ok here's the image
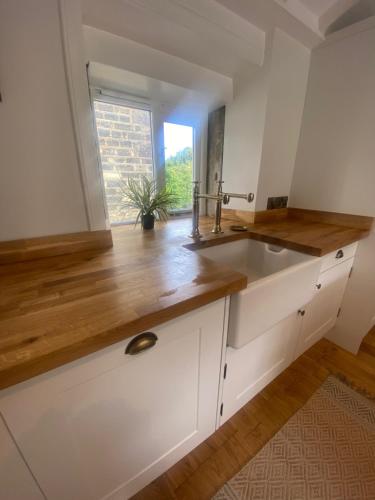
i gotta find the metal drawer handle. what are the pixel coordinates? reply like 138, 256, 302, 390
125, 332, 158, 355
336, 249, 344, 259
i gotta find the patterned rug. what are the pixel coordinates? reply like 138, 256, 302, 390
213, 376, 375, 500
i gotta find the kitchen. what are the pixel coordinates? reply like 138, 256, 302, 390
1, 1, 374, 499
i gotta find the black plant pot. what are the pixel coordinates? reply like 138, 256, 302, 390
142, 213, 155, 230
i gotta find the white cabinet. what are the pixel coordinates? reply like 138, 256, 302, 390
220, 243, 358, 425
220, 313, 301, 424
0, 417, 44, 500
0, 299, 226, 500
295, 256, 354, 359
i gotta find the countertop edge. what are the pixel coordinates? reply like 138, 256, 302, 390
0, 273, 247, 391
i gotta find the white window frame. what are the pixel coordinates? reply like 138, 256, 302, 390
91, 87, 201, 224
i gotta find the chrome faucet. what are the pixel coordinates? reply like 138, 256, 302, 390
190, 180, 254, 239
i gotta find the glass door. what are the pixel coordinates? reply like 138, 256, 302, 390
163, 122, 194, 212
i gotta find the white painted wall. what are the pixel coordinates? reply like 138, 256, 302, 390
59, 0, 109, 231
83, 25, 233, 112
256, 29, 310, 210
221, 62, 268, 209
290, 22, 375, 353
82, 0, 265, 77
290, 25, 375, 215
222, 29, 310, 211
0, 0, 89, 241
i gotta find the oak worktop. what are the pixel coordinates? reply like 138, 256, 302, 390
0, 216, 369, 390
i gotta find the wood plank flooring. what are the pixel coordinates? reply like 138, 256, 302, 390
133, 328, 375, 500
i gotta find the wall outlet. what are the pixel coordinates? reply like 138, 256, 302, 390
267, 196, 288, 210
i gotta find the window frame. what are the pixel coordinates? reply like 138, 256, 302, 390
91, 87, 199, 225
91, 88, 156, 225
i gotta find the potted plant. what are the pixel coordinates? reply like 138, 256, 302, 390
121, 175, 176, 230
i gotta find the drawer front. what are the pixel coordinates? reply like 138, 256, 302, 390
320, 242, 357, 273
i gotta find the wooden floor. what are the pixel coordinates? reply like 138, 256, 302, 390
134, 328, 375, 499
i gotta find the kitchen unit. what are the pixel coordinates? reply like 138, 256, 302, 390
207, 241, 358, 424
2, 0, 375, 497
0, 300, 227, 500
0, 217, 368, 499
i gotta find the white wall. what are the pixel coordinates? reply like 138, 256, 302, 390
290, 22, 375, 353
0, 0, 89, 241
82, 0, 265, 77
59, 0, 109, 231
83, 25, 233, 112
222, 29, 310, 211
256, 29, 310, 210
290, 25, 375, 215
221, 63, 268, 209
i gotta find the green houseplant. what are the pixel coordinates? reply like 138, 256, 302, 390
121, 175, 177, 230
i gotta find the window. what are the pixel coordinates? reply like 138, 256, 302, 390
93, 94, 196, 225
164, 122, 193, 211
93, 100, 154, 225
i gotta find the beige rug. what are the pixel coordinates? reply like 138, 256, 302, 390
214, 376, 375, 500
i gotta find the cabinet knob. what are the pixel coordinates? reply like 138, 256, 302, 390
125, 332, 158, 355
298, 309, 306, 317
316, 283, 322, 290
336, 249, 344, 259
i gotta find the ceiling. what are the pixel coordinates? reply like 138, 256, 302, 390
325, 0, 375, 34
273, 0, 375, 35
82, 0, 266, 78
82, 0, 375, 79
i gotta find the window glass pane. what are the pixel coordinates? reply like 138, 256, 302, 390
164, 122, 193, 211
94, 101, 154, 224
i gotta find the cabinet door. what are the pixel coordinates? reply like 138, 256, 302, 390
0, 299, 226, 500
295, 258, 354, 359
0, 416, 44, 500
221, 313, 301, 424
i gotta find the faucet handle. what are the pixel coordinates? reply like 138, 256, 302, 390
222, 192, 254, 204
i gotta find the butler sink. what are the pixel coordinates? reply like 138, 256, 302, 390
196, 239, 321, 348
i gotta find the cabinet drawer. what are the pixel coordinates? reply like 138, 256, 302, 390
320, 242, 357, 273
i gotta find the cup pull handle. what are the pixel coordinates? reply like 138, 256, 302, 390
125, 332, 158, 355
336, 249, 344, 259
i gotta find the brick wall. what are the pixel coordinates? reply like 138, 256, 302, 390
94, 101, 154, 224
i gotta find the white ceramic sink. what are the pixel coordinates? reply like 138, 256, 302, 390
197, 239, 321, 348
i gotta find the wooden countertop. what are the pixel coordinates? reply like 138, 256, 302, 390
188, 219, 367, 257
0, 217, 369, 390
